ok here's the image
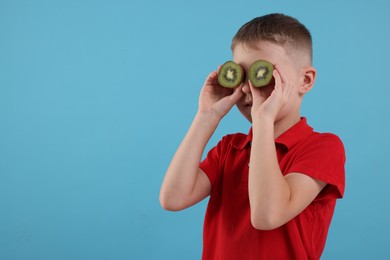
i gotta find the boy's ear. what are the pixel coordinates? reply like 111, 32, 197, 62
299, 66, 316, 94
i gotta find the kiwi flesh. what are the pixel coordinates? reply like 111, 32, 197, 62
218, 61, 244, 88
249, 60, 274, 87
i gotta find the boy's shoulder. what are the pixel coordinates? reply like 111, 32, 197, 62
308, 131, 344, 149
291, 131, 346, 163
277, 117, 344, 151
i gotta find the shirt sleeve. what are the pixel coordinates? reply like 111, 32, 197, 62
199, 136, 228, 190
288, 133, 346, 200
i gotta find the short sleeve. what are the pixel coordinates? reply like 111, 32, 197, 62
288, 133, 346, 199
199, 136, 229, 189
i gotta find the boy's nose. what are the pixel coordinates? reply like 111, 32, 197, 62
242, 82, 251, 94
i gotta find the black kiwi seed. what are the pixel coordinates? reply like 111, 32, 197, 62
249, 60, 274, 87
218, 61, 244, 88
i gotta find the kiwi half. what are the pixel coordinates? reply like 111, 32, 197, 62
218, 61, 244, 88
249, 60, 274, 87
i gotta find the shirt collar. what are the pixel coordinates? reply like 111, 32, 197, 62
233, 117, 313, 150
275, 117, 313, 150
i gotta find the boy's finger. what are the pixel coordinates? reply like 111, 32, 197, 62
273, 69, 283, 91
229, 84, 244, 102
205, 70, 219, 85
248, 79, 263, 100
248, 80, 257, 93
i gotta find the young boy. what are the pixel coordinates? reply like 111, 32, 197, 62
160, 13, 345, 260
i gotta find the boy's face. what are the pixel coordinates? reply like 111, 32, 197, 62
232, 41, 302, 123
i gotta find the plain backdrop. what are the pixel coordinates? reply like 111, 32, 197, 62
1, 0, 389, 259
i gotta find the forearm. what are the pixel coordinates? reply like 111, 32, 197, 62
248, 117, 291, 229
160, 113, 219, 208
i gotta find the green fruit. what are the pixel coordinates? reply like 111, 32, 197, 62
218, 61, 244, 88
249, 60, 274, 87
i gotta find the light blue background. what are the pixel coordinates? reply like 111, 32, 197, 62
1, 0, 389, 259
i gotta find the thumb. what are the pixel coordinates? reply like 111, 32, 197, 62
213, 85, 244, 116
229, 84, 244, 103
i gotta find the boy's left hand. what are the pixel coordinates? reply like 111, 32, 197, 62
249, 65, 295, 122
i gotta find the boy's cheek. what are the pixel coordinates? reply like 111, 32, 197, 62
266, 77, 276, 89
259, 78, 275, 98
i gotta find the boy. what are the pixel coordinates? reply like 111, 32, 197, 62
160, 13, 345, 260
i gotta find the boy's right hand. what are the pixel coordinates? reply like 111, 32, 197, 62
197, 67, 244, 122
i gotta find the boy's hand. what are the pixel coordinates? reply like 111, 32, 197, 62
198, 67, 243, 121
250, 65, 295, 122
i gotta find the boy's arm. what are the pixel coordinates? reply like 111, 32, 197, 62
160, 69, 243, 211
248, 66, 326, 230
249, 118, 326, 230
159, 115, 217, 211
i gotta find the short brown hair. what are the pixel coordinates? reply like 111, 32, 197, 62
231, 13, 313, 65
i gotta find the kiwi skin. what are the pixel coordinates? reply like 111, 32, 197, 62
218, 61, 244, 88
249, 60, 274, 87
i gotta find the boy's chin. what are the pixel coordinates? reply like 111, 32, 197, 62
236, 105, 252, 123
242, 111, 253, 123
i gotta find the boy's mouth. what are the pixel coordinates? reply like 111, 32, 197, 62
245, 102, 252, 107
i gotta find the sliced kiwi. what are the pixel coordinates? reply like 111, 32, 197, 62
218, 61, 244, 88
249, 60, 274, 87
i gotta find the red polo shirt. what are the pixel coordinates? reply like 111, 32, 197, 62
199, 118, 345, 260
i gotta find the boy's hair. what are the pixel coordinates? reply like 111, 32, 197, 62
231, 13, 313, 65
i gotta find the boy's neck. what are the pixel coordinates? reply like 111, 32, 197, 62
273, 113, 301, 139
